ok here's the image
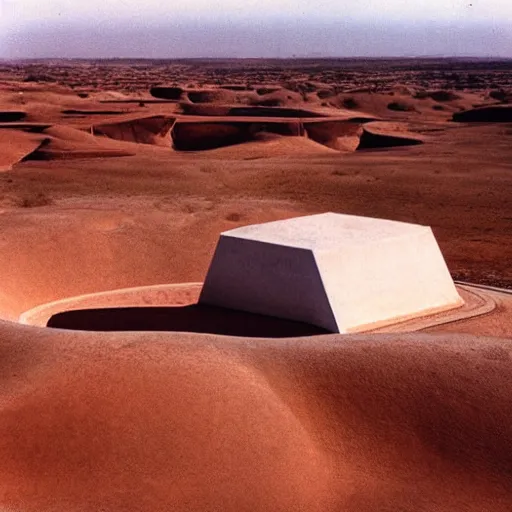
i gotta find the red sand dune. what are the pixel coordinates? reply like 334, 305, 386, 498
220, 84, 254, 91
27, 125, 137, 160
0, 129, 48, 171
429, 90, 462, 101
256, 86, 282, 95
204, 133, 338, 157
0, 197, 304, 321
1, 327, 512, 511
187, 89, 240, 104
327, 90, 472, 120
252, 88, 303, 107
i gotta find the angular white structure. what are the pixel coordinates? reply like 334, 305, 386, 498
199, 213, 464, 333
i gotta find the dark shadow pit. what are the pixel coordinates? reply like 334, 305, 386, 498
47, 303, 330, 338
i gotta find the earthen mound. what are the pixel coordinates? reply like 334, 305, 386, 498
453, 105, 512, 123
187, 89, 238, 104
204, 133, 338, 157
256, 86, 282, 95
0, 197, 303, 320
387, 101, 416, 112
0, 129, 48, 171
317, 88, 335, 100
333, 93, 418, 118
428, 90, 462, 102
220, 84, 253, 91
253, 97, 285, 107
251, 89, 302, 107
2, 327, 512, 510
27, 125, 136, 160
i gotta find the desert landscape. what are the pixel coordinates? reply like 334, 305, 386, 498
1, 58, 511, 315
0, 57, 512, 510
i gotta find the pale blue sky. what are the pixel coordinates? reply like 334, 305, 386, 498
1, 0, 511, 58
2, 0, 512, 25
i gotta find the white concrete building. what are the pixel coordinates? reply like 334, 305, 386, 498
199, 213, 463, 333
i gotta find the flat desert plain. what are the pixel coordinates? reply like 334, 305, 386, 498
0, 58, 512, 511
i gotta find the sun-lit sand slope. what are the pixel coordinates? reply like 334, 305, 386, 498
33, 125, 138, 159
2, 328, 512, 511
0, 196, 305, 320
0, 128, 47, 171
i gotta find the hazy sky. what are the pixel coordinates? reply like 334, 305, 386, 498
1, 0, 511, 58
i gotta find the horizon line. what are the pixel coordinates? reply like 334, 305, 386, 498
2, 55, 512, 61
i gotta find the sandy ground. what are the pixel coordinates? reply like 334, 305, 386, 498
0, 58, 511, 510
2, 326, 512, 511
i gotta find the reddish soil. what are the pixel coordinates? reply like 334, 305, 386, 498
0, 58, 511, 512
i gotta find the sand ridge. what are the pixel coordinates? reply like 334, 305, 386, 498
0, 129, 48, 171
